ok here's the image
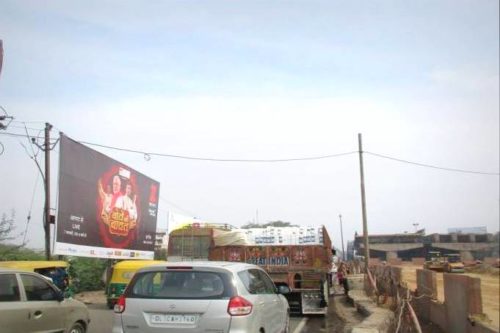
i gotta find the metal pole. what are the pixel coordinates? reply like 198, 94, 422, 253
339, 214, 345, 261
358, 133, 370, 272
44, 123, 52, 260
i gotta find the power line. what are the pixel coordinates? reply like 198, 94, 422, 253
22, 171, 40, 245
0, 132, 44, 139
79, 139, 358, 162
11, 120, 47, 125
3, 130, 498, 175
0, 131, 56, 141
8, 124, 45, 131
365, 151, 499, 176
159, 196, 198, 217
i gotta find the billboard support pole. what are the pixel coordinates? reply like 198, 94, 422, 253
44, 123, 52, 260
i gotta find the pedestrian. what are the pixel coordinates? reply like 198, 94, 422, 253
337, 262, 349, 296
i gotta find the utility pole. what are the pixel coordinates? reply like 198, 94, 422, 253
43, 123, 52, 260
358, 133, 370, 272
339, 214, 345, 261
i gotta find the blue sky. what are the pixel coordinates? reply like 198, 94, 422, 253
0, 0, 498, 250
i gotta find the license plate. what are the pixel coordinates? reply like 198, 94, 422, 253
150, 314, 198, 325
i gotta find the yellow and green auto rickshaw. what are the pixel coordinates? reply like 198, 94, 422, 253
106, 260, 165, 309
0, 260, 70, 291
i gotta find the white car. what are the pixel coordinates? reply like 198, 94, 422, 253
112, 261, 290, 333
0, 268, 90, 333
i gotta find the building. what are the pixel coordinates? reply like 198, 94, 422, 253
155, 230, 168, 251
353, 230, 498, 261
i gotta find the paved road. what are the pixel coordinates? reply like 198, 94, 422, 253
87, 304, 307, 333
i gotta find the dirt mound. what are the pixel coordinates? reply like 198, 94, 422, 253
466, 264, 500, 276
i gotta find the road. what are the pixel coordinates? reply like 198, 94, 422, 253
87, 301, 346, 333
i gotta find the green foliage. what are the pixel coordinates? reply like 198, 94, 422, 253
241, 220, 297, 229
68, 257, 107, 293
155, 248, 167, 260
0, 244, 44, 260
0, 210, 18, 243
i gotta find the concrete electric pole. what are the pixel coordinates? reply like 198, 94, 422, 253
358, 133, 370, 272
339, 214, 345, 261
43, 123, 52, 260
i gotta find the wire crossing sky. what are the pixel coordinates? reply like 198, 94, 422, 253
0, 1, 498, 250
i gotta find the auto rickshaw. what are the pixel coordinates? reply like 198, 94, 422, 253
0, 260, 70, 290
106, 260, 165, 309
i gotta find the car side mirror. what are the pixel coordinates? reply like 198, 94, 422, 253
276, 285, 291, 295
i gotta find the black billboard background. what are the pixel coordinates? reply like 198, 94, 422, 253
56, 134, 160, 253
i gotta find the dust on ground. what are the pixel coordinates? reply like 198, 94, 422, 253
398, 262, 499, 329
74, 290, 106, 304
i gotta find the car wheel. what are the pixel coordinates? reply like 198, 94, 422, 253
68, 322, 86, 333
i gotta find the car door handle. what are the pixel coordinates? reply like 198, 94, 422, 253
33, 310, 43, 319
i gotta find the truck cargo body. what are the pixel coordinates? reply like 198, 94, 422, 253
209, 227, 333, 315
167, 227, 213, 261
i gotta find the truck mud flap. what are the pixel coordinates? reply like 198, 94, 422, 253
285, 292, 302, 315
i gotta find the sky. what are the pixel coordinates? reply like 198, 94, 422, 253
0, 0, 498, 252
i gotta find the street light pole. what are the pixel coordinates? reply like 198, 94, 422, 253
339, 214, 345, 261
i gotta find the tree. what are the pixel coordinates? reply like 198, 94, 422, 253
155, 248, 167, 260
0, 210, 17, 243
241, 220, 297, 229
68, 257, 107, 293
0, 210, 28, 258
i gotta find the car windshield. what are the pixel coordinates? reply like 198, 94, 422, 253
127, 271, 230, 299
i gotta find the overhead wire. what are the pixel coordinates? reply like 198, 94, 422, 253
159, 196, 198, 218
365, 151, 499, 176
2, 130, 498, 175
22, 171, 40, 245
0, 131, 44, 139
8, 124, 45, 131
78, 139, 359, 162
11, 120, 47, 125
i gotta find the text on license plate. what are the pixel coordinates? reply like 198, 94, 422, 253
151, 314, 198, 324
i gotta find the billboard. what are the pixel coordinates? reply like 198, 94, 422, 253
54, 134, 160, 259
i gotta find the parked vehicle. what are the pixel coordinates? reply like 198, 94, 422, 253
423, 251, 446, 272
0, 261, 69, 291
112, 261, 290, 333
0, 268, 90, 333
444, 254, 465, 273
105, 259, 165, 309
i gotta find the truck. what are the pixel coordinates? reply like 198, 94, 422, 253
213, 226, 333, 315
168, 224, 334, 315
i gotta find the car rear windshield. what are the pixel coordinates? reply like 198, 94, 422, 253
126, 270, 233, 299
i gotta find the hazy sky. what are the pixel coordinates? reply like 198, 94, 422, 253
0, 0, 498, 251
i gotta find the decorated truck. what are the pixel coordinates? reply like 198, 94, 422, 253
209, 226, 333, 315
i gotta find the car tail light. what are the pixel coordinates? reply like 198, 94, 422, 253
227, 296, 253, 316
114, 295, 126, 313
